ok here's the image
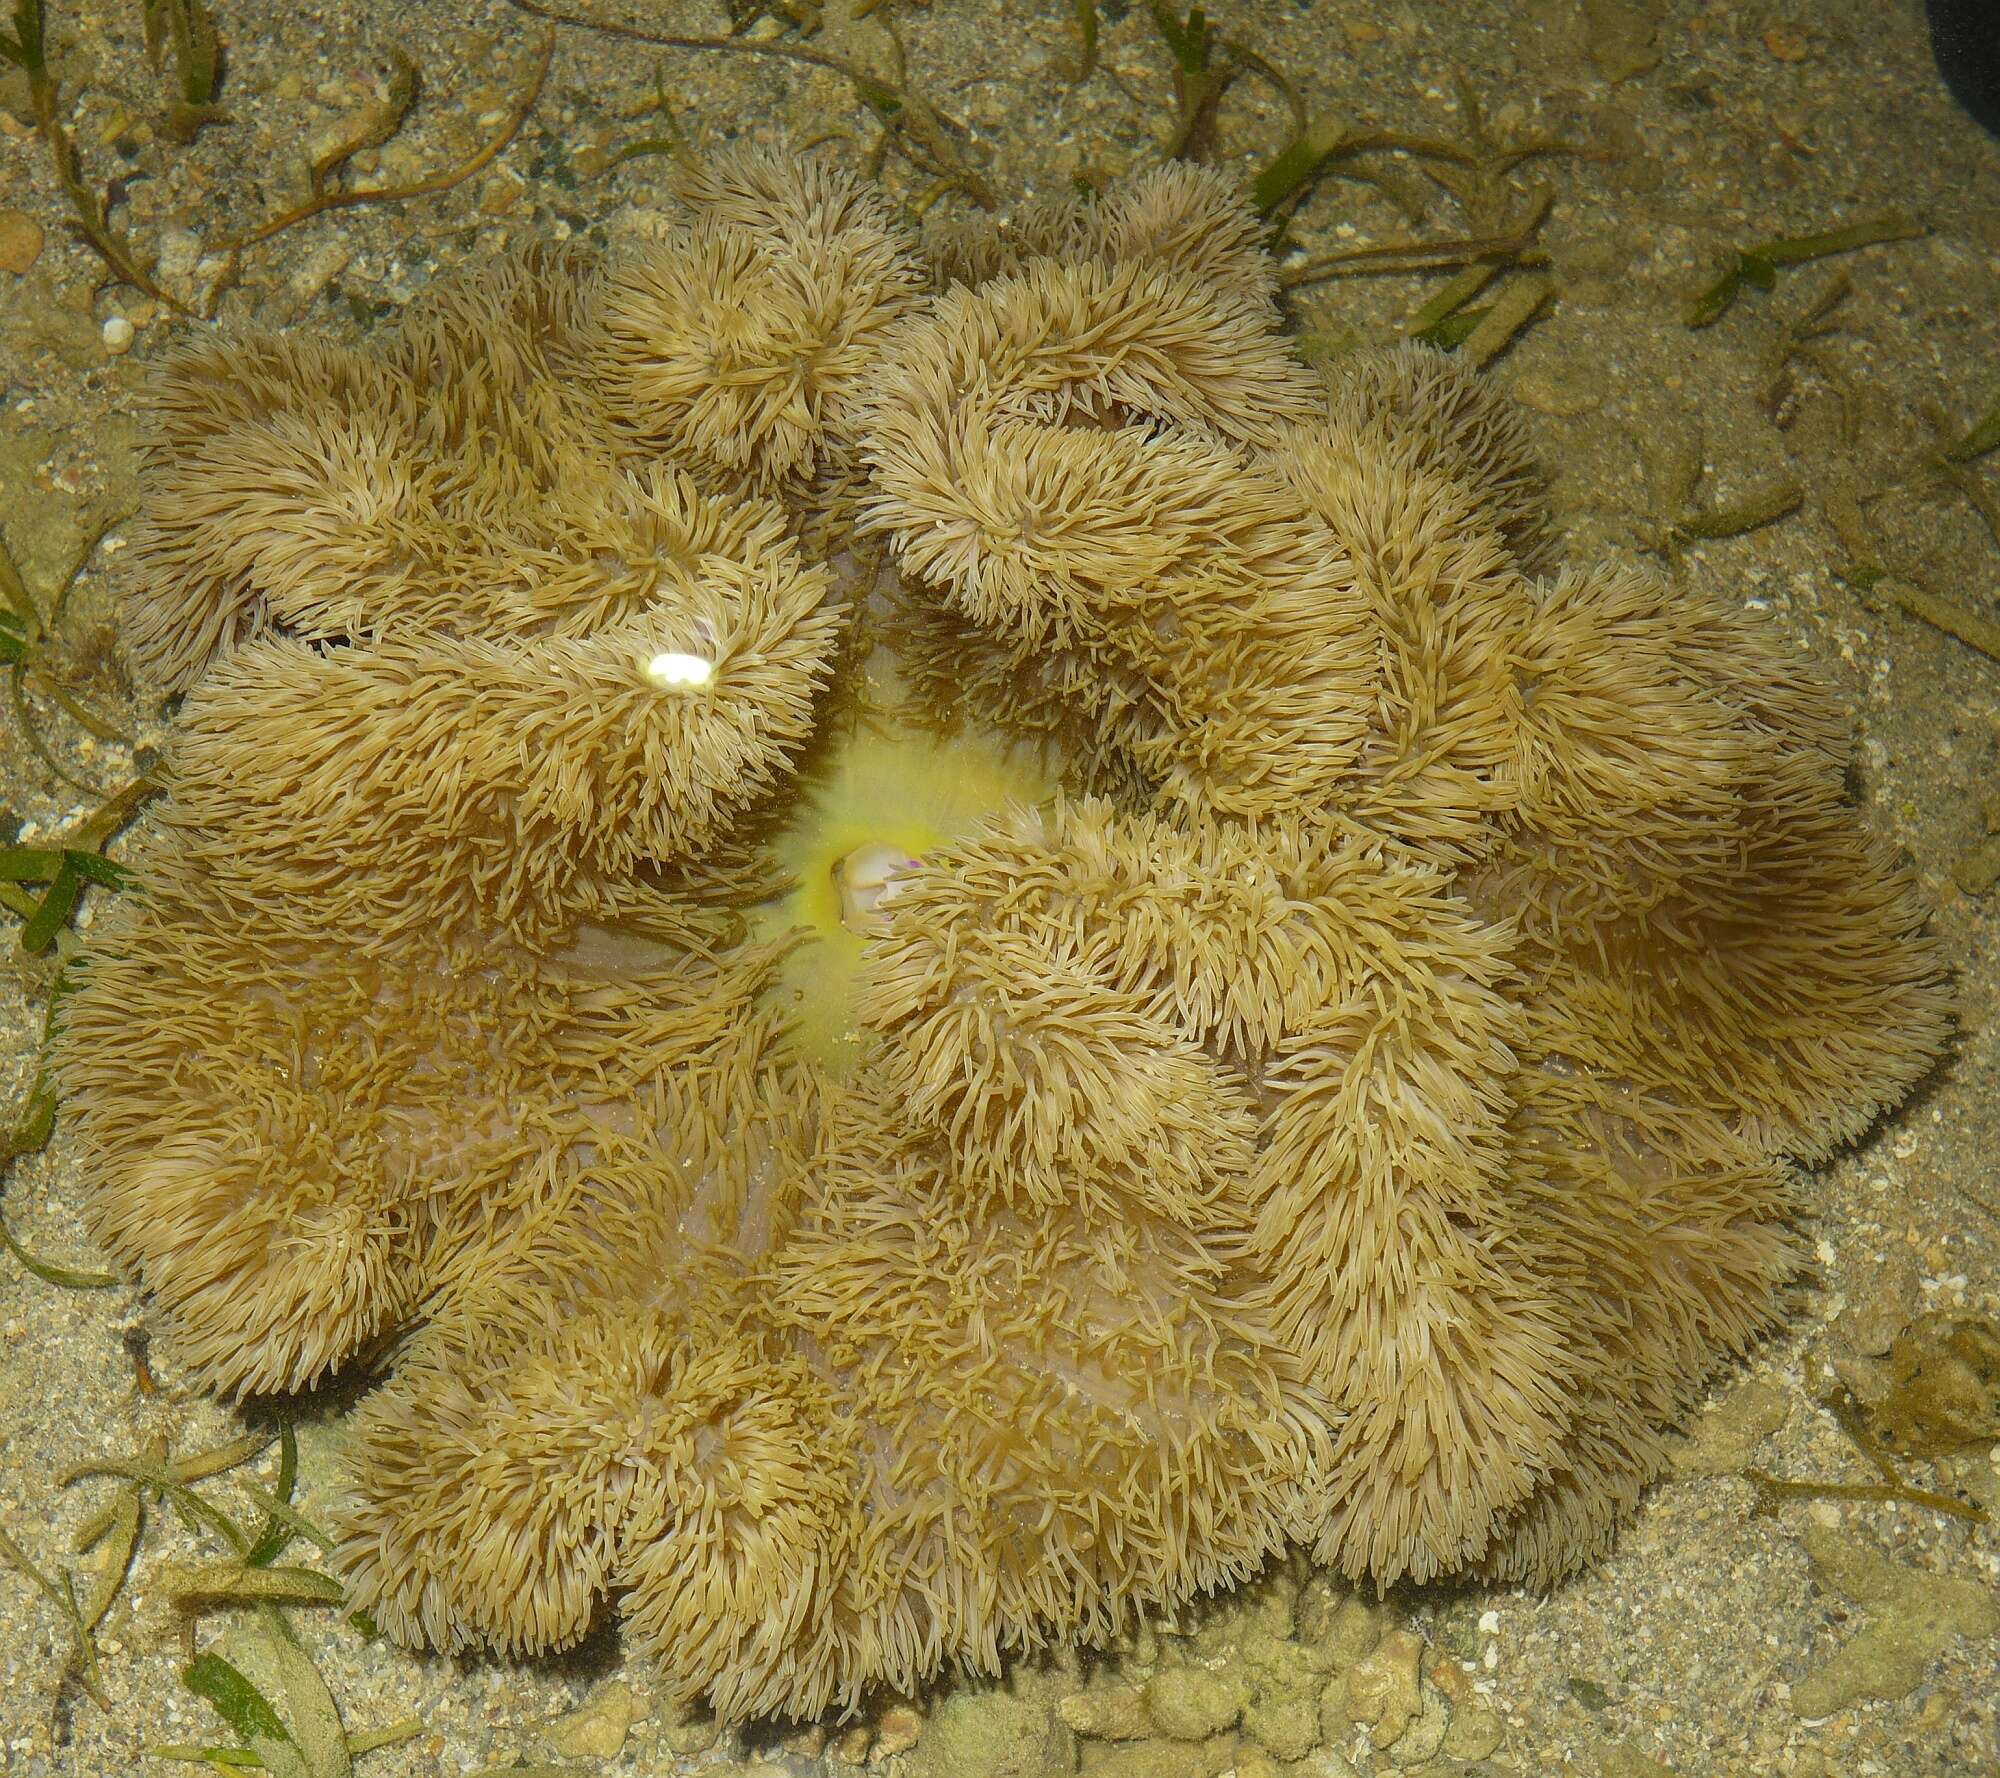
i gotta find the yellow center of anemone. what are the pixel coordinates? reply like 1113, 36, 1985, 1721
751, 651, 1055, 1072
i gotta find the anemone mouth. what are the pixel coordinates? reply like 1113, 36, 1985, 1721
832, 841, 923, 934
747, 635, 1058, 1072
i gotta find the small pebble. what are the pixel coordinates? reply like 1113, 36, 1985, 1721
546, 1681, 634, 1760
827, 1722, 872, 1765
288, 240, 353, 304
1243, 1687, 1321, 1761
156, 227, 203, 284
101, 315, 135, 353
1441, 1694, 1506, 1762
0, 207, 44, 274
659, 1701, 719, 1756
870, 1701, 925, 1759
1344, 1628, 1425, 1749
1383, 1682, 1451, 1768
1143, 1665, 1248, 1740
1058, 1684, 1152, 1740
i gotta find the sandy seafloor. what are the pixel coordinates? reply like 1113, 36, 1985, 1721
2, 0, 1998, 1774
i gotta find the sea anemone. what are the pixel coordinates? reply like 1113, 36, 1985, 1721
53, 147, 1951, 1723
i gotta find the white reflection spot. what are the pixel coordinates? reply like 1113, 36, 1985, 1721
645, 651, 714, 689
